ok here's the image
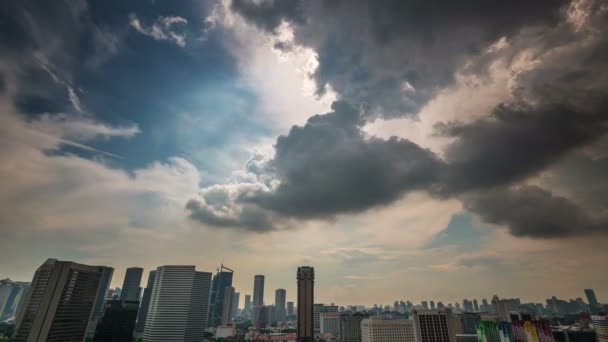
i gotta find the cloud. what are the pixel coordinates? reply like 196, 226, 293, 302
129, 14, 188, 47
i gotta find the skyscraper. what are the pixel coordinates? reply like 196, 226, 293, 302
120, 267, 143, 302
287, 301, 295, 317
361, 317, 416, 342
412, 308, 457, 342
320, 312, 341, 338
208, 265, 233, 327
232, 292, 240, 321
297, 266, 314, 342
93, 299, 139, 342
585, 289, 601, 312
244, 294, 252, 316
492, 299, 513, 322
134, 270, 156, 338
0, 279, 30, 322
276, 289, 287, 322
221, 286, 235, 325
142, 265, 212, 342
340, 313, 369, 342
252, 275, 265, 323
14, 258, 106, 342
86, 266, 114, 339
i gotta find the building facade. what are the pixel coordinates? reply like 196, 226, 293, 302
134, 270, 156, 338
120, 267, 143, 302
142, 265, 212, 342
592, 315, 608, 342
85, 266, 114, 339
412, 309, 457, 342
276, 289, 287, 322
93, 299, 139, 342
340, 313, 369, 342
208, 266, 233, 328
320, 312, 341, 338
14, 258, 106, 342
361, 318, 415, 342
297, 266, 314, 342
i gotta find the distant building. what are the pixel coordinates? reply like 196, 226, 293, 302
320, 312, 341, 338
134, 270, 156, 338
340, 313, 369, 342
276, 289, 287, 322
492, 300, 513, 322
0, 279, 30, 322
121, 267, 143, 302
93, 299, 139, 342
476, 320, 511, 342
456, 334, 478, 342
460, 313, 481, 335
412, 309, 457, 342
222, 286, 235, 325
232, 292, 240, 321
361, 317, 415, 342
297, 266, 314, 342
14, 258, 106, 342
86, 266, 114, 339
314, 304, 339, 333
245, 294, 252, 315
592, 315, 608, 342
586, 289, 601, 313
253, 275, 265, 324
142, 265, 212, 342
209, 266, 233, 328
287, 301, 295, 318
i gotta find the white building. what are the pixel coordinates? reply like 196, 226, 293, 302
143, 265, 212, 342
361, 317, 416, 342
412, 309, 457, 342
320, 312, 341, 338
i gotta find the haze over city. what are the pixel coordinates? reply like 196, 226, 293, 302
2, 0, 608, 310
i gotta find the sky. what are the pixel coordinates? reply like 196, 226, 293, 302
1, 0, 608, 307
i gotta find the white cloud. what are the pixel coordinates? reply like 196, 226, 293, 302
129, 14, 188, 47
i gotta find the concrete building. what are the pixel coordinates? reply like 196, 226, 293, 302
222, 286, 235, 325
320, 312, 341, 338
208, 265, 233, 328
361, 317, 415, 342
134, 270, 156, 338
586, 289, 601, 313
412, 309, 457, 342
315, 304, 339, 333
142, 265, 212, 342
253, 275, 265, 324
120, 267, 143, 302
287, 301, 295, 318
297, 266, 314, 342
232, 292, 240, 321
276, 289, 287, 322
340, 313, 369, 342
85, 266, 114, 339
0, 279, 30, 322
592, 315, 608, 342
245, 294, 252, 314
14, 259, 106, 342
492, 300, 512, 322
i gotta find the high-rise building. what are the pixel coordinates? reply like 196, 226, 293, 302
460, 313, 481, 335
320, 312, 341, 338
473, 300, 480, 313
134, 270, 156, 338
315, 304, 339, 333
276, 289, 287, 322
222, 286, 235, 325
297, 266, 314, 342
492, 299, 513, 322
93, 299, 139, 342
412, 309, 457, 342
585, 289, 601, 313
476, 320, 512, 342
14, 258, 106, 342
208, 265, 233, 328
252, 275, 265, 323
361, 317, 415, 342
592, 315, 608, 342
85, 266, 114, 339
287, 301, 295, 318
121, 267, 143, 302
0, 279, 30, 322
142, 265, 212, 342
232, 292, 240, 321
511, 320, 553, 342
430, 301, 436, 310
340, 313, 369, 342
245, 294, 252, 313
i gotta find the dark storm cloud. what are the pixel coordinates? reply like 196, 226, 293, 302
463, 186, 607, 238
250, 101, 444, 218
231, 0, 569, 117
188, 0, 608, 238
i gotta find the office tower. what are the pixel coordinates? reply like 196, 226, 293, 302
297, 266, 315, 342
482, 299, 490, 312
86, 266, 114, 339
276, 289, 287, 322
320, 312, 341, 337
412, 309, 457, 342
269, 305, 277, 326
134, 270, 156, 337
592, 314, 608, 342
252, 275, 265, 323
209, 265, 234, 328
143, 265, 212, 342
473, 300, 480, 313
287, 301, 295, 317
93, 299, 139, 342
245, 294, 252, 313
430, 301, 436, 310
422, 301, 429, 310
585, 289, 601, 312
492, 299, 513, 322
257, 305, 270, 328
232, 292, 240, 321
361, 317, 415, 342
511, 320, 553, 342
315, 304, 339, 332
14, 258, 105, 342
222, 286, 235, 325
0, 279, 30, 322
437, 302, 445, 310
121, 267, 143, 302
340, 313, 369, 342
